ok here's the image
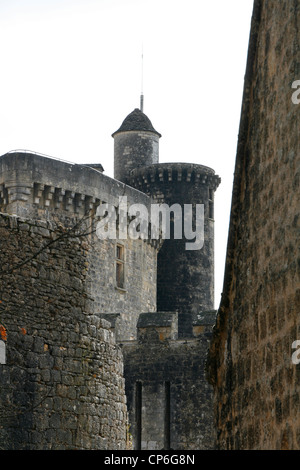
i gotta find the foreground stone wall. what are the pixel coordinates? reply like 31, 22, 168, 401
207, 0, 300, 450
0, 212, 128, 450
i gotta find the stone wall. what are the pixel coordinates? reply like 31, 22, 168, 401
113, 131, 160, 184
0, 212, 128, 450
207, 0, 300, 450
0, 152, 159, 341
121, 311, 216, 450
129, 163, 220, 336
112, 108, 161, 184
86, 235, 158, 342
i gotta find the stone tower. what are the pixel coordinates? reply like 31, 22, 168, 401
112, 108, 161, 184
113, 107, 221, 337
113, 106, 221, 449
129, 162, 220, 337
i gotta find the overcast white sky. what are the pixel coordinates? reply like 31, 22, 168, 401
0, 0, 254, 308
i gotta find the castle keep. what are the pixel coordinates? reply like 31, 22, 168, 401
0, 105, 220, 449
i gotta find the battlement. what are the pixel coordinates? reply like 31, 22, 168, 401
137, 312, 178, 341
0, 151, 152, 220
106, 310, 217, 344
129, 162, 221, 191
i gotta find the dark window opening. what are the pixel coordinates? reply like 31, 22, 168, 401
135, 381, 142, 450
116, 244, 125, 289
164, 381, 171, 449
209, 189, 214, 219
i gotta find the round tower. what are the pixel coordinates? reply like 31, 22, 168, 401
129, 163, 221, 337
112, 108, 161, 184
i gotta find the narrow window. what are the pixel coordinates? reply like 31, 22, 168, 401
135, 381, 142, 450
164, 381, 171, 449
116, 244, 125, 289
0, 340, 6, 365
209, 188, 214, 219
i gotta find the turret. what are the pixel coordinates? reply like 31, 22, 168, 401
112, 108, 161, 184
112, 107, 220, 338
129, 163, 221, 337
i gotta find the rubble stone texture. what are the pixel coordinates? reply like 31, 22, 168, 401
0, 213, 128, 450
0, 146, 219, 449
1, 0, 298, 451
207, 0, 300, 450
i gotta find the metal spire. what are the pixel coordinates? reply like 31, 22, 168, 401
140, 45, 144, 112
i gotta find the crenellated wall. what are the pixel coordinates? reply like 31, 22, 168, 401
0, 151, 152, 220
0, 151, 159, 341
129, 163, 221, 336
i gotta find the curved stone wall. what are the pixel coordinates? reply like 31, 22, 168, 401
0, 212, 128, 450
129, 163, 221, 336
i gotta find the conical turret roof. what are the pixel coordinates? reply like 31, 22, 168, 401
112, 108, 161, 137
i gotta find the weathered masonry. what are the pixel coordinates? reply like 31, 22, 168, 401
0, 103, 220, 449
0, 212, 128, 450
121, 311, 216, 450
1, 0, 297, 450
207, 0, 300, 450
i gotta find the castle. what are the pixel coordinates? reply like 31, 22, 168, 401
0, 0, 299, 451
0, 101, 220, 449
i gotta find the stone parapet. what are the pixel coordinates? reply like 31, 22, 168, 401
0, 151, 152, 219
129, 162, 221, 191
137, 312, 178, 341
